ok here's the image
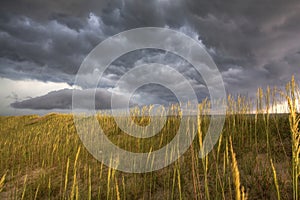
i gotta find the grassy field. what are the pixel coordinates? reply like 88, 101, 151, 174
0, 77, 299, 200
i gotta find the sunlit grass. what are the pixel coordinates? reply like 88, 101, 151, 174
0, 76, 299, 199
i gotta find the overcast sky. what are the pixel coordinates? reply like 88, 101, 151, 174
0, 0, 300, 115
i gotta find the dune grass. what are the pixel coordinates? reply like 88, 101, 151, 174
0, 77, 299, 199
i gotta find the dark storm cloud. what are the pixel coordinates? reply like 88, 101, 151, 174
11, 88, 131, 110
0, 12, 109, 84
1, 0, 300, 111
0, 0, 111, 20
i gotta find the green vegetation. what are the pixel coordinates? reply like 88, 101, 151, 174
0, 77, 299, 199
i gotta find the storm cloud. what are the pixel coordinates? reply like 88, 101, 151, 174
1, 0, 300, 113
11, 88, 132, 110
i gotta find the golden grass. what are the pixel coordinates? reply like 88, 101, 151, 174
0, 76, 299, 199
0, 173, 6, 193
285, 76, 300, 200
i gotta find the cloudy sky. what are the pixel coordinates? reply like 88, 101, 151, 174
0, 0, 300, 115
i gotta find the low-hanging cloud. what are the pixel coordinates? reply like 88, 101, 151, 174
11, 88, 132, 110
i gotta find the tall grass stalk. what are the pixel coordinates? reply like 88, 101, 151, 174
21, 175, 27, 200
0, 173, 6, 193
70, 146, 81, 200
88, 167, 92, 200
63, 158, 70, 200
33, 184, 40, 200
286, 76, 300, 200
270, 158, 280, 200
177, 164, 182, 200
114, 177, 120, 200
229, 137, 247, 200
198, 102, 210, 200
265, 86, 271, 157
